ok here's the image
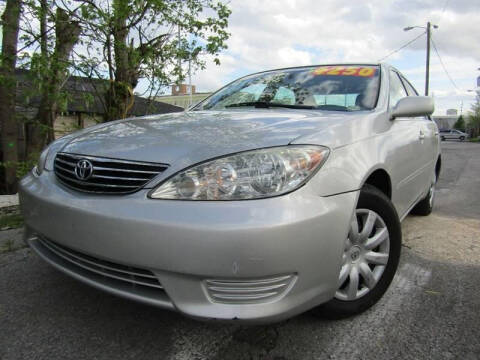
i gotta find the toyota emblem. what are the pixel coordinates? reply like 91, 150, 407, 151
74, 159, 93, 180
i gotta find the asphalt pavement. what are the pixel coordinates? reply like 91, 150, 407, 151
1, 141, 479, 360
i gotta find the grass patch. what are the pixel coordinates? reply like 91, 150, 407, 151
0, 213, 24, 230
468, 137, 480, 143
0, 239, 15, 253
0, 205, 23, 230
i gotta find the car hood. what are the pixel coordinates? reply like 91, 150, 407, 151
60, 109, 369, 170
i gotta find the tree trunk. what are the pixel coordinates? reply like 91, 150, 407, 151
26, 7, 81, 155
0, 0, 22, 194
104, 0, 137, 122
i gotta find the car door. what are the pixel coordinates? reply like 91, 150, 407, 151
387, 70, 426, 216
399, 74, 438, 187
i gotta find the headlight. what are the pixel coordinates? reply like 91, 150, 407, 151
34, 147, 50, 176
149, 145, 329, 200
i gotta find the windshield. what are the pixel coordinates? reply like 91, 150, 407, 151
194, 65, 380, 112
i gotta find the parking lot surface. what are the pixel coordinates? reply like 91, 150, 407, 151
1, 141, 479, 360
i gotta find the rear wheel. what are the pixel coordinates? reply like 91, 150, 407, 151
314, 185, 401, 319
440, 136, 445, 141
459, 136, 465, 141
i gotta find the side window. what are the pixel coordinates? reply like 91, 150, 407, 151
400, 76, 419, 96
389, 71, 407, 109
399, 74, 432, 120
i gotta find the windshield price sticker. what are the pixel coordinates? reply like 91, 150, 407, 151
312, 66, 376, 77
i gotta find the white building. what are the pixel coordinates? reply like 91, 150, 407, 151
432, 109, 459, 130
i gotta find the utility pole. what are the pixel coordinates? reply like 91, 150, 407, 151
187, 51, 207, 108
188, 57, 192, 107
404, 22, 437, 96
176, 25, 181, 91
177, 25, 181, 70
425, 22, 431, 96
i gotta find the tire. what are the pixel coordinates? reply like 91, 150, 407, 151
313, 185, 402, 319
411, 173, 436, 216
459, 136, 465, 141
440, 136, 445, 141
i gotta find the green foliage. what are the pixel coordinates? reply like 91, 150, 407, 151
0, 153, 38, 180
467, 95, 480, 138
73, 0, 231, 94
468, 95, 480, 126
453, 115, 465, 130
12, 0, 231, 124
15, 160, 36, 179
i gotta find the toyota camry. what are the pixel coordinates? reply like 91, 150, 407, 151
19, 63, 440, 322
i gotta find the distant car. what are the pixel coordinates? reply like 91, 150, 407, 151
440, 129, 468, 141
20, 63, 440, 323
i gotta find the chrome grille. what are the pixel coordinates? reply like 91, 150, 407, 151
38, 237, 163, 290
54, 152, 168, 194
205, 274, 296, 304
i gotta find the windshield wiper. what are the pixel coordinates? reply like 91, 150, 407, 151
225, 101, 315, 110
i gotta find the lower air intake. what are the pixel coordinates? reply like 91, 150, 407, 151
205, 274, 296, 304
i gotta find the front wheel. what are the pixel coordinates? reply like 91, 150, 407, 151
314, 185, 401, 319
441, 136, 445, 141
459, 136, 465, 141
411, 173, 436, 216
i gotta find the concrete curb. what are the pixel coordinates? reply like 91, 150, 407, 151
0, 194, 19, 208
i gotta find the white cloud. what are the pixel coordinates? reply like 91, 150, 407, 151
193, 54, 238, 91
192, 0, 480, 115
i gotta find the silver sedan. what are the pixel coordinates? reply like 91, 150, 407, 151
440, 129, 468, 141
20, 63, 440, 323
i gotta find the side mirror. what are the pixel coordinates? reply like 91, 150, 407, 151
390, 96, 434, 120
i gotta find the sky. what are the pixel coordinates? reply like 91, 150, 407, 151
189, 0, 480, 116
1, 0, 478, 116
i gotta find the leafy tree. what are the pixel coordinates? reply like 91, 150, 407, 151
468, 94, 480, 138
1, 0, 82, 191
0, 0, 231, 193
69, 0, 231, 121
0, 0, 22, 193
24, 1, 82, 155
453, 115, 465, 130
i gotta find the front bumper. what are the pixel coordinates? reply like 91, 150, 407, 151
20, 170, 358, 323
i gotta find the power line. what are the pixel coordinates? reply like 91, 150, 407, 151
430, 36, 460, 91
377, 32, 426, 62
